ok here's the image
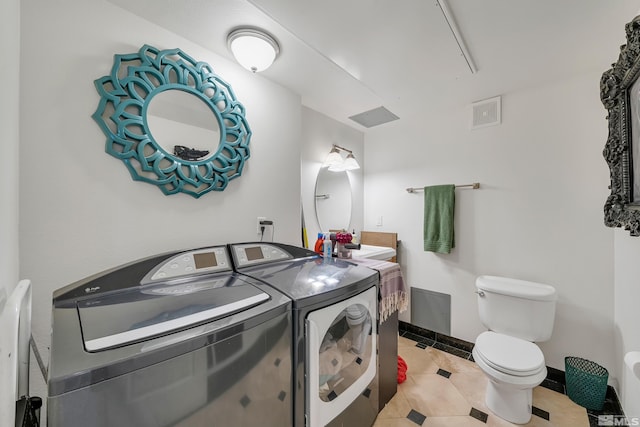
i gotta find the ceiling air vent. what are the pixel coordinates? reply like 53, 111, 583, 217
349, 106, 399, 128
471, 96, 501, 130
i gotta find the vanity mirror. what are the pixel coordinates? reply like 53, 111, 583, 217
314, 167, 352, 231
93, 44, 251, 198
601, 16, 640, 235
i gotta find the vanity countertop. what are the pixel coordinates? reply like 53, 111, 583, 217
350, 244, 396, 261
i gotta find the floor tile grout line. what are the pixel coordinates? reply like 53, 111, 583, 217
417, 344, 549, 423
400, 328, 581, 399
398, 329, 624, 425
398, 337, 589, 427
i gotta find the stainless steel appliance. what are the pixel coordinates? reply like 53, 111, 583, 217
47, 245, 292, 427
229, 242, 379, 427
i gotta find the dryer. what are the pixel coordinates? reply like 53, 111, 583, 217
229, 242, 379, 427
47, 245, 292, 427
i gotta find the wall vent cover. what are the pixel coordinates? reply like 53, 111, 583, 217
471, 96, 501, 129
349, 106, 399, 128
411, 287, 451, 336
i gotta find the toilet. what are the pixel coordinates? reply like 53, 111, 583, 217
472, 275, 557, 424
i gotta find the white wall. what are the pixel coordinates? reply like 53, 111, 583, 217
16, 0, 637, 419
614, 231, 640, 410
301, 107, 364, 247
363, 70, 615, 374
20, 0, 302, 408
0, 0, 20, 300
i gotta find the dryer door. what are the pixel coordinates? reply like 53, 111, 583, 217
306, 286, 377, 426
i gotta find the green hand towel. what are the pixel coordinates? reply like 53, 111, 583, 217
423, 184, 455, 254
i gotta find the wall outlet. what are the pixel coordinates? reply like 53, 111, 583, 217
257, 216, 267, 234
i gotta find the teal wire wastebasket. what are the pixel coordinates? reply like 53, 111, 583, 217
565, 356, 608, 410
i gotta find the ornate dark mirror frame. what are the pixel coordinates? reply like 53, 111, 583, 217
601, 15, 640, 236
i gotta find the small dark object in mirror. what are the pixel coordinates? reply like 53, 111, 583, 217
173, 145, 209, 161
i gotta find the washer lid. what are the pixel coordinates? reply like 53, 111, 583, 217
474, 331, 545, 376
77, 275, 269, 351
231, 243, 378, 307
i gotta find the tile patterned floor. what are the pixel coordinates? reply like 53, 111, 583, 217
374, 336, 590, 427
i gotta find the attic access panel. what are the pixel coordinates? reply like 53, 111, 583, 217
348, 106, 399, 128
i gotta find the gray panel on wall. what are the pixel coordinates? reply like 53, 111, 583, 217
411, 288, 451, 335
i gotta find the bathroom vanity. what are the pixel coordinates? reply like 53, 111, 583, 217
350, 244, 396, 261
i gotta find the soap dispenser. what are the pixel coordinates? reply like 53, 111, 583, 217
322, 233, 332, 258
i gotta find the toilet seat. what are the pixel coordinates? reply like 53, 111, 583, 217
474, 331, 545, 377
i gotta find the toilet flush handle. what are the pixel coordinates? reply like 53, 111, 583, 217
475, 290, 485, 297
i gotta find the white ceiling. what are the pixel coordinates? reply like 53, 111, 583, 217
107, 0, 639, 131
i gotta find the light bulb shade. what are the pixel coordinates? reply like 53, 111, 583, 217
343, 153, 360, 170
227, 28, 280, 73
323, 148, 343, 167
328, 163, 346, 172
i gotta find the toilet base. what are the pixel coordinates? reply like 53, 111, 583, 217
485, 380, 533, 424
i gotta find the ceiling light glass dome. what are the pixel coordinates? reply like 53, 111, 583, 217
227, 28, 280, 73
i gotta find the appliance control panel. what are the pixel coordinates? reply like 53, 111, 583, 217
232, 243, 292, 267
142, 277, 229, 296
141, 246, 231, 284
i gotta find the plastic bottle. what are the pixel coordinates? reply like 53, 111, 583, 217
314, 233, 324, 255
351, 229, 359, 244
323, 233, 333, 258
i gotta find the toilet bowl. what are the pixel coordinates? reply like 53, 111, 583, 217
474, 275, 557, 424
473, 331, 547, 424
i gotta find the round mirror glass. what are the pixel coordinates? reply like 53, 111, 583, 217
146, 89, 221, 160
314, 167, 352, 231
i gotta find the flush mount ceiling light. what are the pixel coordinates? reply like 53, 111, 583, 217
227, 28, 280, 73
323, 144, 360, 172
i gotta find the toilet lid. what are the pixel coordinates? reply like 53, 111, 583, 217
475, 331, 545, 376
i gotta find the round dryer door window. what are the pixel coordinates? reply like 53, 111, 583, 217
306, 286, 377, 426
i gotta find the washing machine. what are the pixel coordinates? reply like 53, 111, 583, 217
47, 245, 292, 427
229, 242, 379, 427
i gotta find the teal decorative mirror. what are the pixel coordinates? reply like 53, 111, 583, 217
93, 44, 251, 198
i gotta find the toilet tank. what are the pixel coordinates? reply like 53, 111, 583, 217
476, 275, 557, 342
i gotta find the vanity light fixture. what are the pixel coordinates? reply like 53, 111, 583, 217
323, 144, 360, 171
227, 28, 280, 73
342, 153, 360, 170
324, 146, 343, 167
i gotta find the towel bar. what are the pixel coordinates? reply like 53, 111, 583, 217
406, 182, 480, 193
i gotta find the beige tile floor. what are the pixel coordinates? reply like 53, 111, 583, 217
373, 336, 590, 427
